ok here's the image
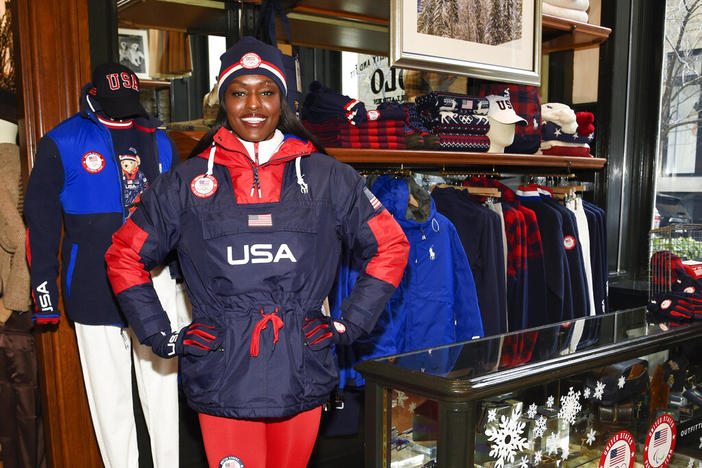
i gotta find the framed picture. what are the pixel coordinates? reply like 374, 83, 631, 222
390, 0, 542, 86
118, 28, 150, 79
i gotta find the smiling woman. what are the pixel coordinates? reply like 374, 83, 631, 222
104, 35, 410, 468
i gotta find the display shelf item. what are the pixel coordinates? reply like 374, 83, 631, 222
357, 308, 702, 467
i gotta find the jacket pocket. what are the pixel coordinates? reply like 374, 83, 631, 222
180, 337, 226, 405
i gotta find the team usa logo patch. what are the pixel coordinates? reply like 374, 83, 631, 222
191, 174, 218, 198
599, 431, 635, 468
684, 286, 695, 294
660, 299, 672, 310
643, 414, 676, 468
367, 109, 380, 121
564, 235, 577, 250
219, 455, 244, 468
82, 151, 106, 173
241, 52, 262, 69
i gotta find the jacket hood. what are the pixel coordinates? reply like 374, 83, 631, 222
79, 83, 163, 129
197, 126, 316, 168
371, 174, 435, 227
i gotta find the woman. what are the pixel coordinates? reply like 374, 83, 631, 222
105, 36, 409, 468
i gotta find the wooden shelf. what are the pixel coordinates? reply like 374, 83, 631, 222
118, 2, 609, 57
141, 79, 170, 89
541, 13, 611, 54
328, 148, 606, 169
167, 130, 605, 169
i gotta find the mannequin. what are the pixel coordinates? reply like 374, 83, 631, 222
25, 63, 188, 468
486, 117, 516, 153
485, 94, 527, 153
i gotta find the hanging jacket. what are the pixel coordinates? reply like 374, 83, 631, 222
371, 175, 484, 352
24, 83, 176, 325
105, 128, 409, 419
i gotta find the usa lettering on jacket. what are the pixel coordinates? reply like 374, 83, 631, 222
227, 244, 297, 265
36, 281, 54, 311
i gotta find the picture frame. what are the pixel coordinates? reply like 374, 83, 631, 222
118, 28, 150, 79
389, 0, 542, 86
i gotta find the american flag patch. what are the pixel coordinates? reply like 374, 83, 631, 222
653, 429, 667, 447
363, 187, 382, 210
248, 213, 272, 227
461, 100, 473, 109
609, 447, 624, 465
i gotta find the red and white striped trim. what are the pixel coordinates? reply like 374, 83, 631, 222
97, 115, 134, 129
217, 58, 287, 94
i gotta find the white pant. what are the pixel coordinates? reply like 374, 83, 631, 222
74, 267, 190, 468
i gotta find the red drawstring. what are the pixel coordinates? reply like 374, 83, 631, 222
250, 307, 284, 357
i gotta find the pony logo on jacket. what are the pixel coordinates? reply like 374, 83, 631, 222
227, 244, 297, 265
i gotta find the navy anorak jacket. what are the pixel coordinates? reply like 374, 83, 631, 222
105, 127, 409, 419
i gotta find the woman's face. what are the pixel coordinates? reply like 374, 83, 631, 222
223, 74, 281, 142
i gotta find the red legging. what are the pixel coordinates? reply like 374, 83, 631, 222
199, 406, 322, 468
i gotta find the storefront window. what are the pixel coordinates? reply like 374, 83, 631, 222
654, 0, 702, 228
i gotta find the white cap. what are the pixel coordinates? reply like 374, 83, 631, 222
486, 94, 527, 125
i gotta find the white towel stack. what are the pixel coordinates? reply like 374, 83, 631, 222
543, 0, 589, 23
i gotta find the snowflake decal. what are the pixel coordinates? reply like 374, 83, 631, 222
558, 387, 582, 425
561, 441, 570, 460
534, 416, 547, 439
546, 395, 555, 408
583, 387, 591, 399
485, 409, 529, 468
487, 408, 497, 423
408, 402, 417, 413
546, 432, 560, 456
593, 380, 606, 400
395, 391, 408, 408
618, 376, 626, 389
519, 455, 529, 468
586, 428, 597, 446
527, 403, 538, 419
534, 451, 543, 464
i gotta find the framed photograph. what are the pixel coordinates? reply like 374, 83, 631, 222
390, 0, 542, 86
118, 28, 150, 79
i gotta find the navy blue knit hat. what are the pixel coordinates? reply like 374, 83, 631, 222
217, 36, 287, 103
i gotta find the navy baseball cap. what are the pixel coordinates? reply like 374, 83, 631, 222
90, 63, 148, 119
217, 36, 287, 103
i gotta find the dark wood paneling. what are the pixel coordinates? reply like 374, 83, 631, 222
13, 0, 103, 466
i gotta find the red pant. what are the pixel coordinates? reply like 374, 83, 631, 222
199, 406, 322, 468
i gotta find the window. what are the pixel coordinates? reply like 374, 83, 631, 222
654, 0, 702, 228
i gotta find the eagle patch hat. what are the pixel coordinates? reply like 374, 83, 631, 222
486, 94, 527, 126
217, 36, 288, 103
90, 63, 148, 119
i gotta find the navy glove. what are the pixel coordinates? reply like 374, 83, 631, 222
303, 316, 363, 350
147, 322, 222, 358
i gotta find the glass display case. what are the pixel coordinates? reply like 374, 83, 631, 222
356, 308, 702, 468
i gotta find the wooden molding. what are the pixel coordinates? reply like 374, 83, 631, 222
13, 0, 102, 466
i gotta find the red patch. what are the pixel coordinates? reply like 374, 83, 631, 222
564, 235, 576, 250
191, 174, 218, 198
82, 151, 105, 173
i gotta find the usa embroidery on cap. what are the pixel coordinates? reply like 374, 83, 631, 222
363, 187, 382, 211
241, 52, 262, 69
191, 174, 218, 198
564, 235, 576, 250
82, 151, 106, 173
248, 213, 273, 227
